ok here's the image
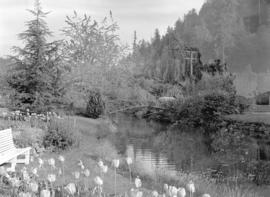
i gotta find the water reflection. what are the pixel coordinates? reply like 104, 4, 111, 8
110, 114, 208, 177
126, 144, 178, 177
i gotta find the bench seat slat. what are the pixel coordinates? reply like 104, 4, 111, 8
0, 147, 31, 165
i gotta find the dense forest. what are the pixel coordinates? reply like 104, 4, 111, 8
128, 0, 270, 84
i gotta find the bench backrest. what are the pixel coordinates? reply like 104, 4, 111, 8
0, 128, 15, 154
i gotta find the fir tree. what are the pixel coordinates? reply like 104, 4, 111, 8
8, 0, 64, 111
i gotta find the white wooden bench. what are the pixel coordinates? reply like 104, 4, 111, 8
0, 128, 31, 172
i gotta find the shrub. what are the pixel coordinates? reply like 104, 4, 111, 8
174, 92, 245, 133
85, 89, 105, 118
43, 118, 78, 151
256, 91, 270, 105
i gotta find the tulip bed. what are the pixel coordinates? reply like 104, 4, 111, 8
0, 154, 262, 197
0, 155, 214, 197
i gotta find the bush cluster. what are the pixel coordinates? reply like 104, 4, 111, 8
174, 92, 250, 133
85, 90, 105, 119
43, 118, 78, 151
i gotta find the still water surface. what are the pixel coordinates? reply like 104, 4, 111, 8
110, 114, 211, 177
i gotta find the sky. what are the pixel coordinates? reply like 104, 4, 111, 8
0, 0, 204, 57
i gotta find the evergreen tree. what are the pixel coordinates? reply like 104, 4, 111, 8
8, 0, 64, 111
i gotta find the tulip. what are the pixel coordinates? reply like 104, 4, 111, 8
78, 160, 85, 170
65, 183, 76, 195
101, 165, 108, 174
58, 168, 62, 176
126, 157, 133, 184
177, 188, 186, 197
18, 192, 32, 197
48, 158, 55, 168
170, 186, 178, 197
130, 188, 143, 197
83, 169, 90, 177
29, 182, 39, 193
126, 157, 133, 165
58, 155, 65, 162
47, 174, 56, 183
94, 176, 103, 186
74, 171, 80, 179
112, 159, 120, 168
22, 171, 30, 183
152, 190, 159, 197
135, 177, 142, 188
112, 159, 120, 196
202, 194, 211, 197
164, 183, 169, 194
38, 158, 44, 168
32, 168, 38, 176
186, 181, 195, 197
98, 160, 104, 168
136, 191, 143, 197
40, 189, 51, 197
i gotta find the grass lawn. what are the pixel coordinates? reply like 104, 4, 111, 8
2, 115, 137, 195
226, 112, 270, 124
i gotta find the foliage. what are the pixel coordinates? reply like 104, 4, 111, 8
174, 91, 243, 133
85, 89, 105, 118
43, 118, 78, 151
7, 0, 65, 112
128, 0, 270, 75
194, 73, 236, 96
61, 11, 132, 113
256, 91, 270, 105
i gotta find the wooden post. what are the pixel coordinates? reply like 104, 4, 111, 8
259, 0, 261, 25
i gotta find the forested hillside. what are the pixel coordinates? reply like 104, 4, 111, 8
128, 0, 270, 82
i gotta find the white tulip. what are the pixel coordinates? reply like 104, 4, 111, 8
170, 186, 178, 197
164, 183, 169, 192
23, 171, 30, 182
58, 155, 65, 162
177, 188, 186, 197
202, 194, 211, 197
78, 160, 83, 166
101, 165, 108, 173
58, 168, 62, 176
29, 182, 39, 193
134, 177, 142, 188
126, 157, 133, 165
65, 183, 76, 195
38, 158, 43, 167
74, 171, 80, 179
152, 190, 159, 197
83, 169, 90, 177
40, 189, 51, 197
112, 159, 120, 168
32, 168, 38, 176
186, 181, 195, 193
48, 158, 55, 168
94, 176, 103, 186
18, 192, 32, 197
47, 174, 56, 183
98, 160, 104, 168
136, 191, 143, 197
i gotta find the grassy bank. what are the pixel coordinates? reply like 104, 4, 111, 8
0, 112, 270, 197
